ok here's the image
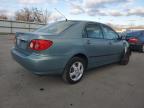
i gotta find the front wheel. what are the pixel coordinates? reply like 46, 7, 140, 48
119, 47, 131, 65
62, 57, 86, 84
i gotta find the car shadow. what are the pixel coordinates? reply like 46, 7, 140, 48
84, 63, 118, 77
14, 67, 65, 86
15, 63, 119, 86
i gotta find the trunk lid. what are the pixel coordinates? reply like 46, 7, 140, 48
15, 32, 57, 54
16, 32, 38, 50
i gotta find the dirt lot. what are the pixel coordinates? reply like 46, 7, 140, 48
0, 35, 144, 108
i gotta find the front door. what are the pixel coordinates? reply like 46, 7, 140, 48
101, 24, 124, 62
83, 23, 111, 67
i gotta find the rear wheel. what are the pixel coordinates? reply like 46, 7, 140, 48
120, 47, 131, 65
62, 57, 86, 84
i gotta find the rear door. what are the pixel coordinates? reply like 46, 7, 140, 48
101, 24, 124, 62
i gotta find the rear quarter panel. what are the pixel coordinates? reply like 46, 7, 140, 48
39, 22, 87, 56
37, 22, 88, 69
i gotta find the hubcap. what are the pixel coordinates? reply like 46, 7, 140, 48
69, 62, 84, 81
124, 47, 127, 54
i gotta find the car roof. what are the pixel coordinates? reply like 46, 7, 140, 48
127, 30, 144, 34
60, 20, 105, 25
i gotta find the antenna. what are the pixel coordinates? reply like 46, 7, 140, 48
55, 8, 68, 21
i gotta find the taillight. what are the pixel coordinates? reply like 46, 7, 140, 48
29, 39, 53, 51
128, 38, 138, 43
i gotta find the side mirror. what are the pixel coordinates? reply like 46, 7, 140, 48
118, 33, 126, 40
82, 31, 87, 38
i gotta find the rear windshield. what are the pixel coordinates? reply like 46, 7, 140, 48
34, 21, 76, 35
126, 31, 141, 37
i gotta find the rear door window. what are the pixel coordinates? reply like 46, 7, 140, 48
127, 32, 141, 38
85, 24, 103, 39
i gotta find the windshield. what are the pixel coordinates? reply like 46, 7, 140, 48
34, 21, 76, 35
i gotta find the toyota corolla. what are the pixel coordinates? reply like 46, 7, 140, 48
11, 20, 131, 84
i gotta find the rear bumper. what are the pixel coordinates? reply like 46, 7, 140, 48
129, 43, 143, 51
11, 48, 68, 75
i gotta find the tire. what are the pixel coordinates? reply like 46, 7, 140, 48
120, 47, 131, 65
62, 57, 86, 84
140, 45, 144, 53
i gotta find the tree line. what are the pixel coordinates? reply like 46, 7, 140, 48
0, 8, 52, 24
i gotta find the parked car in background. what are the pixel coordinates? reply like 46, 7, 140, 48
126, 30, 144, 52
11, 20, 131, 84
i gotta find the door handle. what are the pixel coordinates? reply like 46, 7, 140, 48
109, 41, 112, 45
87, 40, 91, 44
